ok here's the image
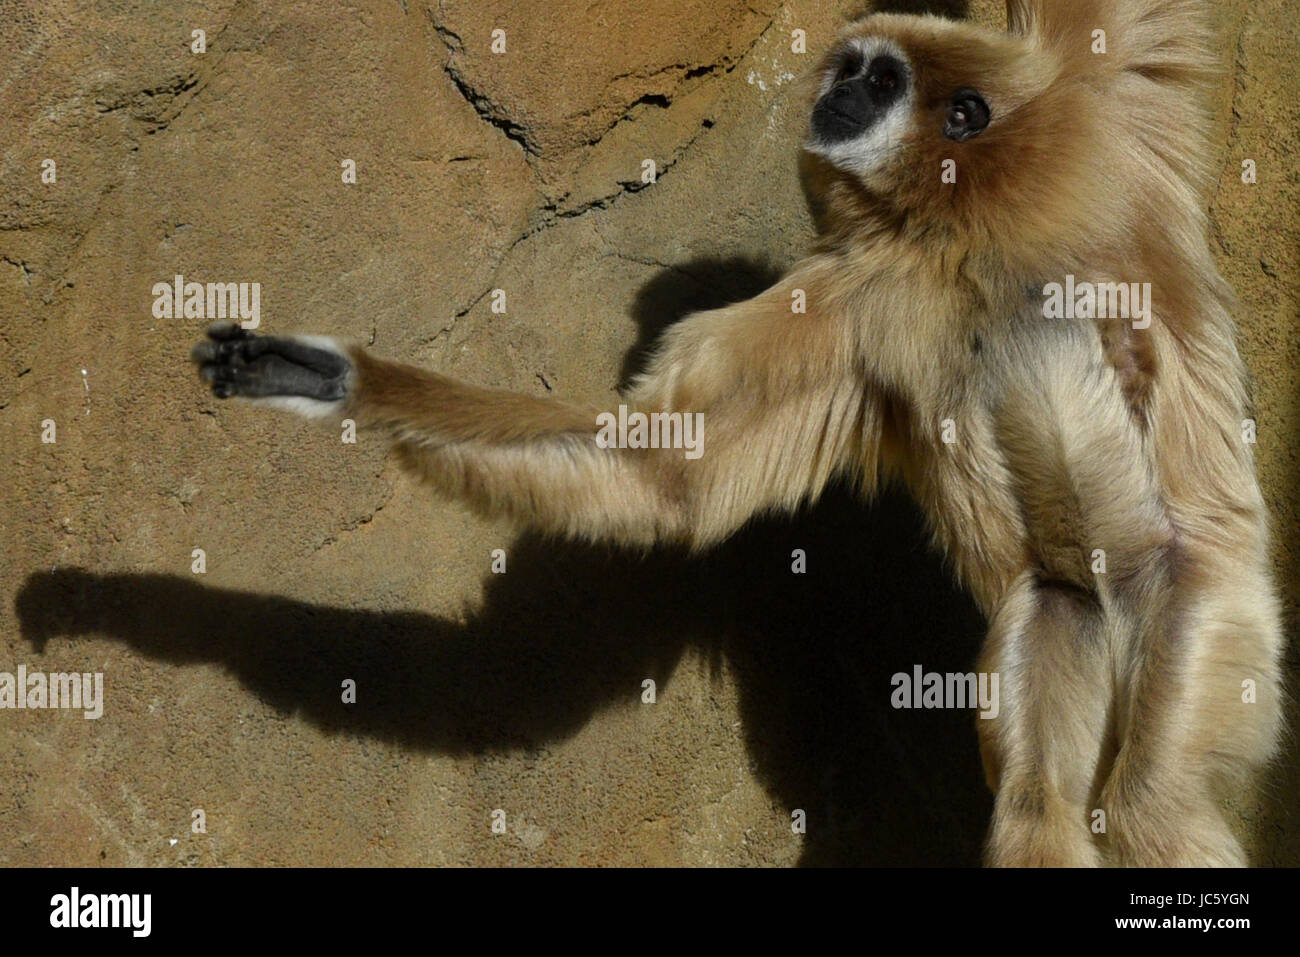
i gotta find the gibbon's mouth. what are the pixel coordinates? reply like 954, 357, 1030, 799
813, 101, 873, 141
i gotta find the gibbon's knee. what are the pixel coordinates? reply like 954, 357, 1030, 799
986, 783, 1103, 868
1100, 762, 1247, 867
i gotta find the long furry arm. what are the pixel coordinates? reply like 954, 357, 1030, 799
192, 262, 879, 549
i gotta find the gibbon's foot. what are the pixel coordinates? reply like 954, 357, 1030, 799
190, 322, 351, 405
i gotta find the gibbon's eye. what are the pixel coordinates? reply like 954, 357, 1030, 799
834, 52, 864, 84
868, 62, 899, 95
944, 88, 990, 142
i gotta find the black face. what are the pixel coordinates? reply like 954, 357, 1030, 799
812, 53, 909, 143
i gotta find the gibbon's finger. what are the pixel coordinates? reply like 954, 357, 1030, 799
198, 360, 238, 399
191, 322, 259, 365
205, 321, 251, 342
189, 334, 265, 366
193, 328, 348, 378
190, 340, 220, 364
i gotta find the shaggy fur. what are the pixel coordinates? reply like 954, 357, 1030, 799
193, 0, 1283, 866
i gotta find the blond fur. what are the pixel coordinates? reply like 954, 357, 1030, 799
221, 0, 1284, 866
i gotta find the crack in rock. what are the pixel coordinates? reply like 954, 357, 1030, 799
422, 6, 780, 341
2, 255, 34, 285
428, 110, 714, 344
94, 72, 202, 133
309, 491, 392, 556
427, 4, 766, 159
430, 15, 538, 155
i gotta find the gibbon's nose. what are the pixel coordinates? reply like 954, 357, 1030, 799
812, 53, 907, 144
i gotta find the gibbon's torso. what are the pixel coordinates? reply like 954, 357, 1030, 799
859, 262, 1264, 622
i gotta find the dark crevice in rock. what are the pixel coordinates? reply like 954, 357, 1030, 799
436, 84, 722, 333
426, 8, 777, 338
430, 17, 539, 155
427, 9, 763, 160
94, 73, 202, 132
2, 255, 34, 285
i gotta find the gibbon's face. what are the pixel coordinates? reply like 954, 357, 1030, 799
804, 15, 1066, 218
806, 32, 926, 178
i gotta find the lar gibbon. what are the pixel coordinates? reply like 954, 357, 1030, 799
191, 0, 1283, 866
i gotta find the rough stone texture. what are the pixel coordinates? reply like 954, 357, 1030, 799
0, 0, 1294, 866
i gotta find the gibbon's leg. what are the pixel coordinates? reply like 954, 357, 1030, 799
978, 573, 1111, 867
976, 321, 1179, 868
1096, 560, 1280, 867
191, 268, 878, 550
977, 319, 1277, 866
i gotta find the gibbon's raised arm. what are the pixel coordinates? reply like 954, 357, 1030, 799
191, 259, 879, 549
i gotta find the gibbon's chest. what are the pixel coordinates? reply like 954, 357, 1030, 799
887, 314, 1122, 612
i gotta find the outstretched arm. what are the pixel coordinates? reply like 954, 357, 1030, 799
191, 261, 879, 549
